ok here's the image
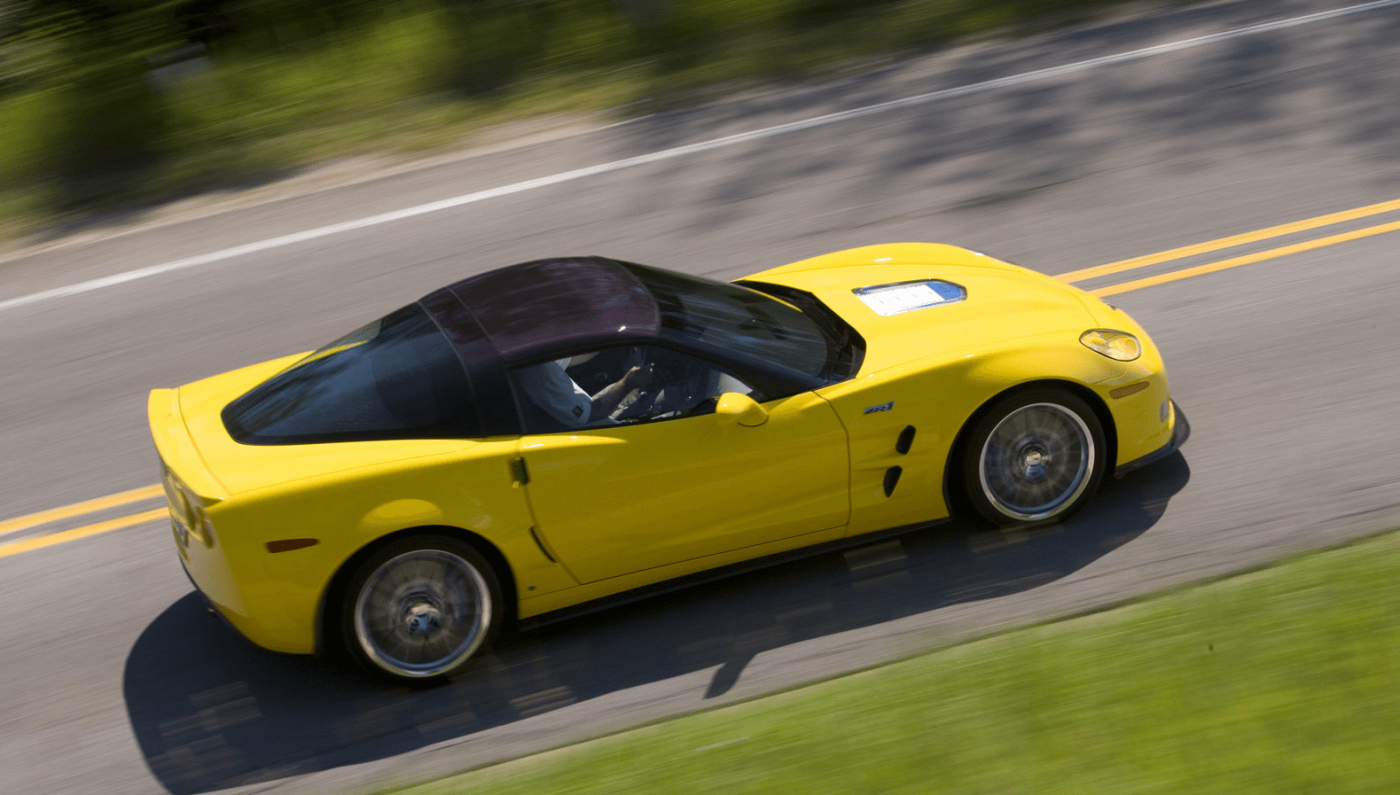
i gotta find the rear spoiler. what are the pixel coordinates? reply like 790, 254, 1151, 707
148, 388, 228, 504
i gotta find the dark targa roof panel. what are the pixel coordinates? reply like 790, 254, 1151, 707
446, 257, 660, 362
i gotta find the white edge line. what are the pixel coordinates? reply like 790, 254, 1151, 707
2, 0, 1397, 315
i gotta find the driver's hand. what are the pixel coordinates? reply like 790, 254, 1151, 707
622, 363, 654, 391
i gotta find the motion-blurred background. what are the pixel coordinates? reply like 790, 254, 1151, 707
5, 2, 1400, 793
0, 0, 1117, 239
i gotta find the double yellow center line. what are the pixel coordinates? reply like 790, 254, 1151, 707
1056, 196, 1400, 295
0, 485, 167, 560
5, 195, 1400, 560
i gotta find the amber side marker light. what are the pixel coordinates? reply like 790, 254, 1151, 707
1110, 381, 1150, 399
267, 538, 319, 553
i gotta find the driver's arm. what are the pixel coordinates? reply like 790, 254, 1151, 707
590, 363, 653, 419
517, 361, 593, 428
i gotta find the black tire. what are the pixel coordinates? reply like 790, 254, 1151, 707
341, 534, 502, 682
961, 389, 1107, 527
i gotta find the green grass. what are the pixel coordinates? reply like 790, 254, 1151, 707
392, 530, 1400, 794
0, 0, 1141, 241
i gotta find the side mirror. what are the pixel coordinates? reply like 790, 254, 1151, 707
715, 392, 768, 427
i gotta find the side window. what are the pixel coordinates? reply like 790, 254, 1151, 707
510, 345, 761, 434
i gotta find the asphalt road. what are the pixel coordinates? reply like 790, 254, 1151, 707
3, 1, 1400, 793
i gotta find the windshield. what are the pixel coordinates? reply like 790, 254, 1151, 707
223, 303, 479, 444
620, 263, 860, 384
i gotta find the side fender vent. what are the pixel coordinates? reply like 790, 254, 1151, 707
883, 466, 903, 497
896, 425, 916, 455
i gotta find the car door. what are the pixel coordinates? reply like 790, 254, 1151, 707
511, 345, 850, 584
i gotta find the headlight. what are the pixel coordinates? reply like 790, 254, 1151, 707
1080, 329, 1141, 361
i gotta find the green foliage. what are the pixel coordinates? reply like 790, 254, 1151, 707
0, 0, 1134, 237
1, 1, 184, 207
51, 47, 170, 204
431, 5, 541, 97
784, 0, 905, 26
397, 530, 1400, 795
0, 88, 59, 217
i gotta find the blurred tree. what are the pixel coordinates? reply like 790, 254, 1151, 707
2, 0, 182, 204
433, 0, 545, 96
171, 0, 235, 46
785, 0, 902, 26
615, 0, 670, 32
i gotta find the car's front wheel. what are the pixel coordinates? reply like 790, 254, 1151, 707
962, 389, 1106, 527
342, 535, 502, 682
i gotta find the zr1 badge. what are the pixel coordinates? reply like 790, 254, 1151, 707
863, 401, 894, 415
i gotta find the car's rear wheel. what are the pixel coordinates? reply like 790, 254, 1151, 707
962, 390, 1106, 527
343, 535, 502, 682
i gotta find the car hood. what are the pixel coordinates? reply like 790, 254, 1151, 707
741, 243, 1102, 375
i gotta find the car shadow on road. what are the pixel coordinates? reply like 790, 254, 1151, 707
124, 453, 1188, 794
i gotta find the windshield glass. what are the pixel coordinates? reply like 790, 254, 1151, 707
620, 263, 853, 383
223, 303, 479, 444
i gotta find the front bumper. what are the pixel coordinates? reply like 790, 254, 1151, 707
1114, 400, 1190, 478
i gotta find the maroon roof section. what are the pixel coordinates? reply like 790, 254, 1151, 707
445, 257, 660, 362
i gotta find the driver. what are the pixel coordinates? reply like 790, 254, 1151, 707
516, 355, 653, 429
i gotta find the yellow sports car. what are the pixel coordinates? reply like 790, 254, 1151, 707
150, 243, 1187, 682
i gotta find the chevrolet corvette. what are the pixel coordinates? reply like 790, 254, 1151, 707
149, 243, 1188, 682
